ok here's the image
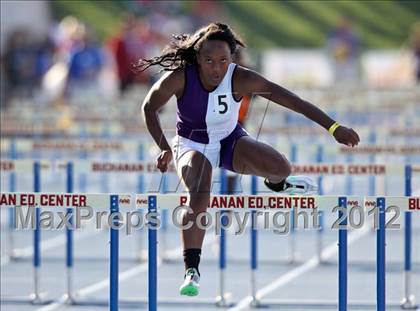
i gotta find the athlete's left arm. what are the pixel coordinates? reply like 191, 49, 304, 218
235, 66, 360, 147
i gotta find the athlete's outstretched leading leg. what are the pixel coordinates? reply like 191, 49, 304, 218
175, 150, 212, 296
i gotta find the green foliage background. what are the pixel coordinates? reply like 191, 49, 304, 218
51, 0, 420, 49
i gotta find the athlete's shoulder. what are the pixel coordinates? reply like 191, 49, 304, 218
233, 65, 261, 85
232, 65, 268, 94
153, 67, 185, 99
162, 67, 185, 84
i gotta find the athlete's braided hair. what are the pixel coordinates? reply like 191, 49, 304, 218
134, 22, 245, 72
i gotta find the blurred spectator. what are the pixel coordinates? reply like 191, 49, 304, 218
327, 17, 361, 84
35, 38, 55, 80
189, 1, 227, 30
109, 14, 157, 93
66, 25, 105, 99
410, 21, 420, 83
110, 13, 137, 92
1, 2, 229, 105
2, 28, 55, 105
3, 29, 37, 99
50, 16, 82, 59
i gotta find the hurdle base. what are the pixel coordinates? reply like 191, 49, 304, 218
8, 255, 143, 263
215, 294, 235, 308
260, 299, 407, 310
71, 296, 225, 308
63, 293, 76, 305
136, 249, 148, 262
152, 253, 420, 268
30, 291, 50, 305
319, 259, 420, 269
8, 249, 27, 261
1, 293, 53, 305
161, 256, 303, 265
401, 295, 418, 310
250, 297, 270, 309
287, 253, 303, 265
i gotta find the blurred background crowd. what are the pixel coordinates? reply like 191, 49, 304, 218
1, 0, 227, 108
1, 3, 420, 309
0, 0, 419, 137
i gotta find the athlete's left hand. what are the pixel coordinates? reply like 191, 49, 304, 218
333, 126, 360, 147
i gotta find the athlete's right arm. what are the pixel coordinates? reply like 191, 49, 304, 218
142, 69, 184, 173
142, 69, 184, 152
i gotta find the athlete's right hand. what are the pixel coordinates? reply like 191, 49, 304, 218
156, 150, 173, 173
333, 126, 360, 147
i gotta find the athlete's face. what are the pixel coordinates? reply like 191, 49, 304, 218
197, 40, 232, 89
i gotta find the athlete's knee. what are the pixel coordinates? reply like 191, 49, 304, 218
181, 153, 212, 191
281, 156, 292, 177
188, 192, 210, 213
269, 154, 291, 180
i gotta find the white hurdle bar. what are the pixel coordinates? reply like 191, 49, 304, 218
2, 138, 420, 158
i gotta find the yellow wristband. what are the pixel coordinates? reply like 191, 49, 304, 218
328, 122, 340, 135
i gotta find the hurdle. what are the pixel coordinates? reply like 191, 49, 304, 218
1, 155, 155, 260
0, 159, 135, 306
7, 139, 17, 259
1, 190, 418, 310
288, 143, 298, 263
137, 193, 419, 311
0, 160, 55, 305
2, 160, 418, 304
0, 191, 131, 310
60, 160, 225, 308
2, 159, 418, 308
401, 165, 418, 310
1, 160, 414, 306
256, 163, 418, 309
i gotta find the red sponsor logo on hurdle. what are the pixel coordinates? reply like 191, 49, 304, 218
347, 200, 361, 207
291, 164, 345, 175
267, 196, 315, 209
178, 195, 317, 209
32, 141, 122, 151
1, 193, 22, 205
146, 163, 176, 173
136, 198, 148, 205
119, 198, 131, 205
347, 165, 385, 175
364, 200, 376, 208
39, 194, 87, 207
292, 164, 373, 175
408, 198, 419, 210
92, 162, 145, 172
0, 193, 88, 207
0, 161, 14, 171
340, 145, 420, 155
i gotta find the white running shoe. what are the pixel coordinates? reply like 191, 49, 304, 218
179, 268, 200, 296
264, 175, 318, 195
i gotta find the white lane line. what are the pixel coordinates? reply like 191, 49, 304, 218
77, 261, 149, 297
228, 225, 371, 311
36, 235, 217, 311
